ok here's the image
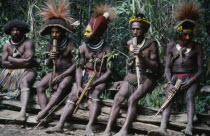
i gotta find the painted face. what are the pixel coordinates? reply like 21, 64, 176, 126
84, 25, 93, 38
10, 27, 23, 41
181, 31, 193, 40
51, 27, 62, 40
180, 30, 194, 46
131, 22, 145, 37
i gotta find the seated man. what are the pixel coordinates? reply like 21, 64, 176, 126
46, 4, 116, 135
148, 2, 203, 136
103, 13, 161, 136
36, 0, 78, 121
1, 19, 38, 121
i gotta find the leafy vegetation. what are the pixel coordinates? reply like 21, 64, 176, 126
0, 0, 209, 113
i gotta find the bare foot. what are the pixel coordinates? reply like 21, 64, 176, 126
148, 128, 169, 136
14, 113, 27, 122
37, 111, 45, 121
85, 126, 94, 136
45, 126, 64, 133
113, 131, 127, 136
102, 131, 112, 136
181, 126, 193, 136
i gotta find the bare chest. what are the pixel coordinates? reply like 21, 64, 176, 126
129, 45, 151, 58
7, 44, 26, 56
171, 44, 197, 60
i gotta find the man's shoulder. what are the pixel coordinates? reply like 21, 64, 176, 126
167, 41, 176, 48
67, 38, 74, 45
67, 38, 76, 49
78, 43, 87, 52
192, 41, 201, 47
24, 37, 33, 42
142, 38, 157, 49
23, 37, 34, 45
103, 43, 112, 52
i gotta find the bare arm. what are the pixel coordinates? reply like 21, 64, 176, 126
8, 39, 35, 67
1, 43, 19, 69
59, 44, 77, 77
92, 46, 112, 86
165, 43, 173, 82
193, 44, 203, 80
180, 44, 203, 90
46, 43, 53, 67
76, 45, 85, 88
139, 42, 160, 72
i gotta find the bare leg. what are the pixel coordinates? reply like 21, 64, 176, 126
15, 71, 36, 122
36, 73, 51, 110
46, 83, 78, 133
37, 76, 73, 120
85, 83, 106, 136
148, 86, 173, 136
103, 81, 130, 136
181, 83, 197, 136
115, 78, 154, 136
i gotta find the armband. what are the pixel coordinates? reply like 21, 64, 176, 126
164, 81, 172, 88
167, 81, 172, 84
191, 77, 196, 81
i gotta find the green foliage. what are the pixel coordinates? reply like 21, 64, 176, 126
105, 50, 119, 68
1, 0, 210, 113
72, 48, 81, 67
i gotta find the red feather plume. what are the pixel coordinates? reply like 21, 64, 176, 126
174, 2, 203, 21
38, 0, 74, 24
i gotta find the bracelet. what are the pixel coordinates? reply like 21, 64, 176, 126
167, 81, 172, 84
191, 77, 196, 81
164, 81, 172, 88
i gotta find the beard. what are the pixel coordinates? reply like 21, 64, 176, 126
11, 34, 23, 42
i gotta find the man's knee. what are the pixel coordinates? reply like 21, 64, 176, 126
36, 82, 46, 93
185, 93, 195, 102
128, 95, 138, 106
121, 81, 129, 88
114, 93, 126, 105
20, 78, 29, 88
91, 89, 101, 100
68, 92, 78, 102
58, 82, 69, 91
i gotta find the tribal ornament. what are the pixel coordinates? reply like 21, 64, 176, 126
129, 15, 150, 24
84, 4, 117, 38
174, 2, 203, 33
38, 0, 79, 35
87, 39, 104, 53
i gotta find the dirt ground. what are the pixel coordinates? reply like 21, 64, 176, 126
0, 124, 85, 136
0, 124, 145, 136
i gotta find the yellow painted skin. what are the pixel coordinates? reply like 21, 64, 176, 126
84, 25, 93, 38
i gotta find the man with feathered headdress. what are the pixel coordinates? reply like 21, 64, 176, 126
1, 19, 38, 122
45, 4, 116, 135
36, 0, 79, 121
148, 2, 203, 136
103, 13, 161, 136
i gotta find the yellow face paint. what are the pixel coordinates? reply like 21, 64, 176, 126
84, 25, 93, 38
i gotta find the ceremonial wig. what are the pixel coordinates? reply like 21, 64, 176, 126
174, 2, 203, 33
84, 4, 117, 38
3, 19, 30, 35
129, 13, 150, 32
38, 0, 79, 36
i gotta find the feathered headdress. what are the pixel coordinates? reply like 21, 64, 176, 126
129, 13, 150, 24
174, 2, 203, 32
38, 0, 79, 36
85, 4, 117, 37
